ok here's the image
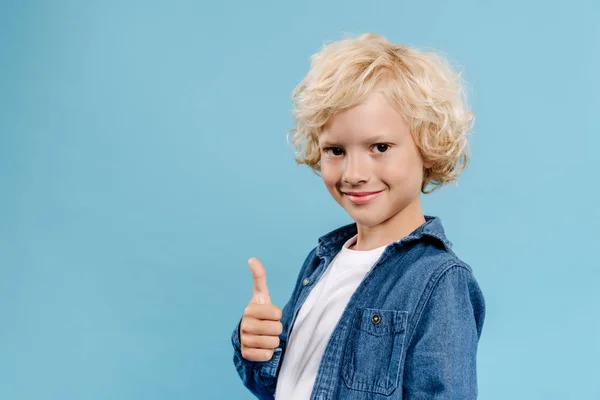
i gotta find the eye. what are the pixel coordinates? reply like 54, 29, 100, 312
372, 143, 390, 153
323, 147, 344, 156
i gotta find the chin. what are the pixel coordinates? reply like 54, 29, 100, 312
352, 218, 384, 228
345, 209, 388, 227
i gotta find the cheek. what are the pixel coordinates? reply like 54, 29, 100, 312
378, 161, 406, 183
388, 152, 422, 181
320, 164, 338, 188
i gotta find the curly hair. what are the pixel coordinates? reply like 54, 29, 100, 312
286, 33, 474, 194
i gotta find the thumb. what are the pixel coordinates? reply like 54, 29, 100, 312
248, 257, 272, 305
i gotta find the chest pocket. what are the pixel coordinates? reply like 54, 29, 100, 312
341, 307, 409, 396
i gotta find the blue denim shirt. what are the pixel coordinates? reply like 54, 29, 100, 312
231, 215, 486, 399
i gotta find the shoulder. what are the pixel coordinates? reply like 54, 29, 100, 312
394, 238, 472, 284
424, 262, 483, 304
410, 261, 486, 340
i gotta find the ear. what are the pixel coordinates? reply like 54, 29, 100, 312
423, 160, 433, 169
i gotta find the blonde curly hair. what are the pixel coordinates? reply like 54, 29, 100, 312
286, 33, 474, 194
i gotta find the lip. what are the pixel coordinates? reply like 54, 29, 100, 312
343, 190, 384, 205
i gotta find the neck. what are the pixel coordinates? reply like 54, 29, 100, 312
351, 196, 426, 251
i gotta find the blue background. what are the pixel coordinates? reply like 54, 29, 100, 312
1, 0, 598, 399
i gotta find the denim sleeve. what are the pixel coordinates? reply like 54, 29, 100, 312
231, 247, 317, 400
402, 265, 486, 400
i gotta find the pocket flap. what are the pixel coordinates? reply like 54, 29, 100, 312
356, 308, 407, 336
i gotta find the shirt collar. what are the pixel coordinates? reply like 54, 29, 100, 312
316, 215, 453, 259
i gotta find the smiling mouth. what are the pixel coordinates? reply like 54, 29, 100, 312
342, 190, 384, 204
342, 190, 384, 196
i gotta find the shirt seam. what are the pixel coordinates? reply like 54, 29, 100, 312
406, 261, 473, 346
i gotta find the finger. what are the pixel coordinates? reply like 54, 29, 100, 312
240, 334, 280, 350
241, 347, 274, 362
244, 303, 282, 321
248, 257, 271, 305
241, 317, 283, 336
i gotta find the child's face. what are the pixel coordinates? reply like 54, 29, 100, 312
318, 90, 431, 229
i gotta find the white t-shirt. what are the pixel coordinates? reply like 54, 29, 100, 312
274, 234, 388, 400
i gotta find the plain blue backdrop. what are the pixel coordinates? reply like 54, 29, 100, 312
1, 0, 598, 399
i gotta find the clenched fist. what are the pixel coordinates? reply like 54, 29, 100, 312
240, 257, 283, 362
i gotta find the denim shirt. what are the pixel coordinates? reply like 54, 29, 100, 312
231, 215, 486, 399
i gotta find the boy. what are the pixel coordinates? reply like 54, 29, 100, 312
231, 33, 486, 399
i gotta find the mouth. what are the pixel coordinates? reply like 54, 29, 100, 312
342, 190, 384, 205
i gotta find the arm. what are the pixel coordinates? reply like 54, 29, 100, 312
231, 247, 317, 399
403, 265, 486, 399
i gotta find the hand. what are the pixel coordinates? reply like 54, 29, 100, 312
239, 257, 283, 362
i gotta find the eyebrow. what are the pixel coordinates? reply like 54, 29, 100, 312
319, 135, 387, 147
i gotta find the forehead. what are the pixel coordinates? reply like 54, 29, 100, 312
319, 91, 408, 144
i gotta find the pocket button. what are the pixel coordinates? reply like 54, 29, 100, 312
371, 314, 381, 325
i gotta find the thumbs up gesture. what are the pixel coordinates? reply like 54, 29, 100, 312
240, 257, 283, 362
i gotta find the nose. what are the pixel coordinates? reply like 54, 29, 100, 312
342, 153, 370, 185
